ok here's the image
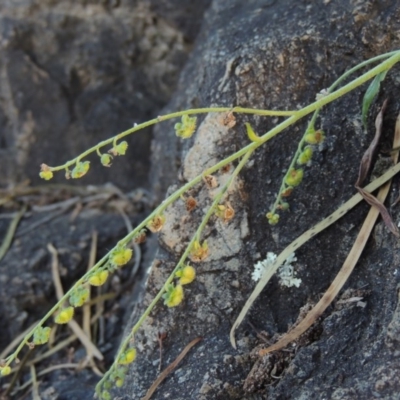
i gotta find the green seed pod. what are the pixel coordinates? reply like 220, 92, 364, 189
100, 154, 112, 167
0, 366, 11, 376
297, 146, 313, 165
101, 390, 111, 400
71, 161, 90, 179
285, 169, 304, 187
33, 326, 51, 345
69, 286, 90, 307
305, 129, 325, 144
279, 202, 290, 211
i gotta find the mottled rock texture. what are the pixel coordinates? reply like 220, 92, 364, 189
125, 0, 400, 399
0, 0, 210, 190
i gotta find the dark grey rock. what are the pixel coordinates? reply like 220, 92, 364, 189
120, 0, 400, 399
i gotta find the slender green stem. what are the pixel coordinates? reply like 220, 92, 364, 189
328, 50, 398, 92
269, 50, 400, 214
4, 257, 109, 365
95, 148, 255, 396
5, 50, 400, 397
7, 50, 400, 370
47, 107, 296, 173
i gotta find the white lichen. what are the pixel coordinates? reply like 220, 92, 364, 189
252, 252, 301, 288
252, 252, 277, 281
277, 253, 302, 288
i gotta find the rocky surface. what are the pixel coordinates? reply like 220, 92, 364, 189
123, 0, 400, 399
0, 0, 210, 190
2, 0, 400, 400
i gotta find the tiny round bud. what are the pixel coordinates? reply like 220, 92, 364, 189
115, 377, 124, 387
118, 348, 137, 365
177, 265, 196, 285
297, 146, 313, 165
111, 248, 132, 267
39, 164, 53, 180
305, 129, 325, 144
100, 154, 112, 167
0, 366, 11, 376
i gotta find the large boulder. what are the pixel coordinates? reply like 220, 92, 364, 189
120, 0, 400, 399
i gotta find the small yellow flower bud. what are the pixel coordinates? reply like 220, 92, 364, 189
285, 168, 304, 187
88, 270, 109, 286
111, 248, 132, 267
164, 284, 184, 307
115, 377, 124, 387
118, 348, 137, 365
0, 366, 11, 376
109, 141, 128, 156
54, 307, 74, 324
71, 161, 90, 179
39, 164, 53, 180
178, 265, 196, 285
174, 115, 197, 139
33, 326, 51, 345
190, 240, 209, 262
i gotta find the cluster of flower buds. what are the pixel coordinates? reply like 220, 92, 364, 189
100, 347, 135, 399
163, 264, 197, 308
174, 115, 197, 139
267, 127, 325, 225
